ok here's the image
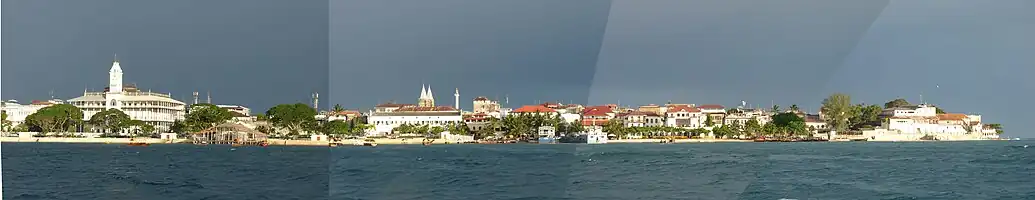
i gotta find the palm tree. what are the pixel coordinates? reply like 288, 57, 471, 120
789, 104, 800, 113
332, 104, 345, 112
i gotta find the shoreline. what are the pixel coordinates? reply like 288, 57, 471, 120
3, 136, 1009, 146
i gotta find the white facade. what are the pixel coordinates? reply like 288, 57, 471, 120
217, 105, 251, 117
368, 111, 462, 136
883, 104, 937, 117
665, 106, 707, 128
1, 100, 64, 128
366, 85, 463, 136
67, 59, 186, 133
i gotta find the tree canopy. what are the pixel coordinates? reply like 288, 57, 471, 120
180, 104, 234, 133
89, 109, 132, 134
1, 111, 10, 131
884, 98, 911, 109
821, 93, 853, 133
266, 103, 318, 136
25, 104, 84, 133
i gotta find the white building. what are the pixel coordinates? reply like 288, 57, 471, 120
723, 108, 772, 126
366, 85, 462, 136
865, 104, 1000, 140
1, 99, 64, 129
217, 105, 251, 117
665, 105, 707, 128
67, 58, 186, 133
618, 111, 665, 127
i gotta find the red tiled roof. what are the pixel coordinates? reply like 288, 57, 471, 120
512, 105, 557, 113
697, 104, 725, 109
395, 106, 457, 112
582, 106, 612, 116
667, 105, 701, 113
30, 100, 54, 105
376, 103, 415, 108
328, 110, 362, 116
938, 113, 967, 121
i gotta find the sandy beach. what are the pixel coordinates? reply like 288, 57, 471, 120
608, 139, 752, 143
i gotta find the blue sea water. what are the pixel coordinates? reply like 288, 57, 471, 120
4, 141, 1034, 200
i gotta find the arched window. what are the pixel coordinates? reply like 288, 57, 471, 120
110, 100, 118, 106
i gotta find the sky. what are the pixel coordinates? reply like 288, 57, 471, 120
3, 0, 1033, 137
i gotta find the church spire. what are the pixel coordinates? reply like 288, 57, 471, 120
420, 84, 428, 99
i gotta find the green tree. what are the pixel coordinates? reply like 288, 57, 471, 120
184, 104, 234, 133
568, 121, 585, 134
850, 104, 882, 129
603, 118, 626, 139
447, 122, 471, 136
787, 121, 810, 137
935, 107, 946, 114
771, 112, 805, 127
884, 98, 911, 109
821, 93, 853, 133
986, 123, 1004, 134
689, 128, 710, 137
772, 105, 781, 113
712, 125, 736, 139
322, 120, 350, 137
745, 119, 762, 137
255, 114, 269, 121
705, 115, 715, 127
1, 111, 10, 132
89, 109, 131, 134
25, 104, 84, 134
789, 104, 801, 112
266, 103, 318, 137
332, 104, 345, 112
124, 120, 154, 137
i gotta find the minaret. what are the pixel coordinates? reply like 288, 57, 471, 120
313, 92, 320, 110
193, 92, 199, 105
207, 91, 212, 104
454, 88, 460, 110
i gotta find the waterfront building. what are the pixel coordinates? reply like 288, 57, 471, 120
618, 111, 665, 127
863, 104, 999, 140
472, 96, 501, 114
463, 112, 492, 132
217, 105, 251, 117
366, 85, 462, 136
318, 110, 362, 122
665, 105, 707, 128
1, 99, 64, 128
723, 107, 772, 126
697, 104, 727, 126
637, 104, 665, 116
581, 106, 615, 127
67, 58, 186, 133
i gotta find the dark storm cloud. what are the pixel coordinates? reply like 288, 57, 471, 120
328, 0, 613, 110
2, 0, 329, 112
585, 0, 1032, 137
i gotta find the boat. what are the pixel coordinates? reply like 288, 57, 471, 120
126, 142, 149, 147
559, 131, 609, 144
362, 139, 378, 147
538, 136, 558, 144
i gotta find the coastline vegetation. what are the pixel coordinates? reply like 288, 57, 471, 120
4, 93, 1006, 141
